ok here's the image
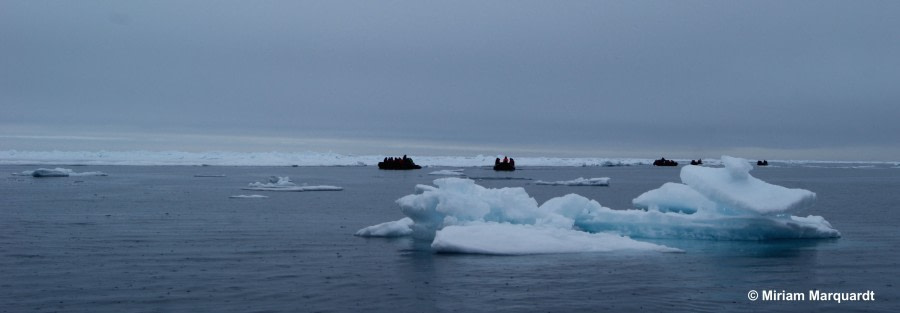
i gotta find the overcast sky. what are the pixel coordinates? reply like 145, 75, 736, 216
2, 1, 899, 160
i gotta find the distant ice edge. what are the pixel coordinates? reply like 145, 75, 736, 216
357, 155, 840, 255
1, 150, 895, 167
0, 150, 652, 167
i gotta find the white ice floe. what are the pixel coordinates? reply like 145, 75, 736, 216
14, 168, 108, 177
428, 169, 465, 176
354, 217, 414, 237
242, 176, 343, 192
229, 195, 269, 199
358, 156, 840, 254
535, 177, 610, 186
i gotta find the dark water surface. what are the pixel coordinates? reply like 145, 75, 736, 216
1, 165, 897, 312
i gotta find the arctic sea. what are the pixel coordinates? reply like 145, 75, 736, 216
1, 165, 897, 312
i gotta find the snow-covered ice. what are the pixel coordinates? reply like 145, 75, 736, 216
14, 168, 108, 177
229, 195, 268, 199
535, 177, 610, 186
358, 156, 840, 254
242, 176, 343, 192
428, 169, 465, 176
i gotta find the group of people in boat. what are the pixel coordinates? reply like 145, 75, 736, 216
377, 154, 517, 170
494, 156, 516, 171
653, 158, 678, 166
376, 154, 767, 169
378, 155, 421, 170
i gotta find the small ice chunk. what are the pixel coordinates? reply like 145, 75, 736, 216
243, 185, 343, 192
26, 168, 108, 177
354, 217, 414, 237
244, 176, 343, 192
432, 223, 681, 255
428, 169, 465, 176
32, 168, 70, 177
535, 177, 610, 186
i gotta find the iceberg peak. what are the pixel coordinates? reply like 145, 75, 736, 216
721, 155, 753, 180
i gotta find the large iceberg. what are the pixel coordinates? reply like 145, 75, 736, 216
357, 178, 680, 254
357, 156, 840, 254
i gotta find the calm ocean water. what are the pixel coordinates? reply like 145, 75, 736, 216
1, 165, 897, 312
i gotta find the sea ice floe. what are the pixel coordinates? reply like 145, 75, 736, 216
14, 168, 108, 177
242, 176, 343, 192
358, 156, 840, 254
535, 177, 610, 186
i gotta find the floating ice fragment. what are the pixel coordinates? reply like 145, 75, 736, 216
229, 195, 268, 199
354, 218, 414, 237
535, 177, 610, 186
428, 169, 465, 176
243, 176, 343, 192
15, 168, 108, 177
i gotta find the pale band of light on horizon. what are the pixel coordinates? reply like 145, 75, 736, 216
1, 1, 898, 161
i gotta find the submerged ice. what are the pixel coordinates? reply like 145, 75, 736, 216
358, 156, 840, 254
